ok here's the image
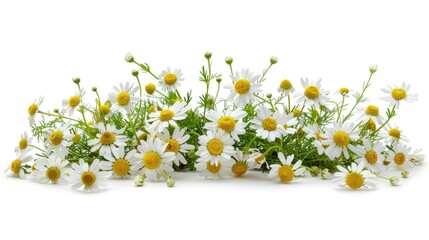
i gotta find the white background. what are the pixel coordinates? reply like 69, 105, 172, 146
1, 0, 428, 239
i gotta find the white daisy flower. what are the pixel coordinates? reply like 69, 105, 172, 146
352, 139, 385, 173
61, 89, 85, 116
381, 82, 418, 108
132, 138, 175, 180
410, 148, 425, 165
379, 124, 408, 144
333, 162, 376, 189
28, 96, 43, 126
158, 67, 184, 92
195, 158, 233, 179
295, 78, 329, 108
196, 129, 235, 166
146, 101, 190, 133
231, 148, 251, 177
247, 150, 266, 169
69, 159, 111, 192
101, 146, 137, 178
278, 79, 295, 95
224, 69, 262, 106
303, 124, 327, 155
204, 109, 247, 141
268, 153, 305, 183
321, 122, 359, 160
44, 123, 73, 158
15, 131, 33, 153
156, 127, 194, 166
4, 151, 33, 178
88, 123, 128, 157
386, 143, 413, 170
34, 155, 69, 184
108, 82, 140, 113
251, 105, 297, 142
356, 104, 385, 124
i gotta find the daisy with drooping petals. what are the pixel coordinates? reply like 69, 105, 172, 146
333, 162, 376, 189
132, 138, 175, 180
196, 129, 235, 166
224, 69, 262, 106
247, 150, 266, 169
15, 131, 33, 153
410, 148, 425, 165
4, 151, 33, 178
204, 109, 247, 141
295, 78, 329, 108
231, 148, 251, 177
146, 101, 190, 133
28, 96, 44, 126
44, 123, 73, 158
321, 122, 359, 160
195, 158, 233, 179
62, 89, 85, 116
34, 155, 69, 184
88, 123, 128, 157
101, 146, 137, 178
156, 127, 194, 166
357, 104, 385, 124
108, 82, 140, 113
69, 159, 111, 192
381, 82, 418, 108
379, 124, 408, 144
278, 79, 295, 95
386, 143, 413, 170
352, 139, 385, 173
303, 124, 327, 155
268, 153, 305, 183
159, 67, 184, 92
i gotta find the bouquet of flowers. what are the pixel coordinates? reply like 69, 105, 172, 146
5, 52, 424, 192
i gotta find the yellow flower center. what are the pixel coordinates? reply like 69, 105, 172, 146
217, 116, 236, 133
159, 110, 175, 121
100, 132, 115, 145
293, 109, 301, 117
279, 79, 292, 90
164, 73, 178, 85
68, 96, 81, 107
50, 131, 64, 146
143, 152, 161, 170
365, 150, 378, 164
100, 104, 111, 115
11, 159, 21, 175
339, 87, 349, 94
234, 79, 251, 95
207, 162, 221, 174
365, 105, 379, 116
304, 85, 320, 100
388, 128, 401, 139
207, 139, 224, 156
333, 131, 350, 147
391, 88, 406, 100
345, 172, 364, 189
278, 165, 294, 182
72, 134, 81, 144
255, 155, 265, 164
112, 159, 130, 177
262, 118, 277, 131
116, 92, 131, 106
138, 132, 148, 141
232, 161, 248, 177
368, 119, 376, 132
148, 105, 156, 114
165, 139, 180, 153
46, 167, 61, 183
81, 171, 96, 187
145, 83, 156, 95
19, 138, 28, 150
28, 103, 39, 116
394, 152, 406, 165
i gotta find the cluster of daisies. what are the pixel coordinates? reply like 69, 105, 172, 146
5, 52, 425, 192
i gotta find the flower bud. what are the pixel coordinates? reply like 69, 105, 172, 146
390, 176, 399, 186
72, 77, 80, 84
92, 87, 98, 92
131, 69, 139, 77
266, 93, 272, 99
225, 56, 233, 65
125, 53, 134, 63
310, 166, 320, 177
134, 175, 146, 187
167, 177, 175, 187
53, 108, 59, 113
216, 77, 222, 83
369, 64, 378, 74
321, 168, 330, 180
270, 56, 278, 64
401, 170, 409, 178
72, 134, 81, 144
204, 52, 212, 59
145, 83, 156, 95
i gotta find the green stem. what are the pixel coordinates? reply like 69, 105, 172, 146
343, 73, 373, 123
135, 75, 143, 98
263, 145, 283, 155
29, 144, 46, 153
336, 95, 346, 122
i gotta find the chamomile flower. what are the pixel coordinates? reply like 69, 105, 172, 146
108, 82, 140, 113
352, 139, 385, 173
156, 127, 194, 166
231, 148, 251, 177
303, 124, 327, 155
381, 82, 418, 108
333, 162, 375, 189
88, 123, 127, 157
278, 79, 295, 95
146, 101, 190, 133
251, 105, 297, 142
69, 159, 111, 192
295, 78, 329, 108
195, 158, 233, 179
386, 143, 413, 170
132, 138, 175, 180
410, 148, 425, 165
15, 131, 33, 153
34, 155, 69, 184
101, 146, 137, 178
247, 150, 266, 169
196, 129, 235, 166
158, 67, 184, 92
380, 124, 408, 144
321, 122, 359, 160
4, 151, 33, 178
268, 153, 305, 183
28, 96, 43, 126
224, 69, 262, 106
204, 109, 247, 141
44, 123, 73, 158
62, 89, 85, 116
357, 105, 385, 124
